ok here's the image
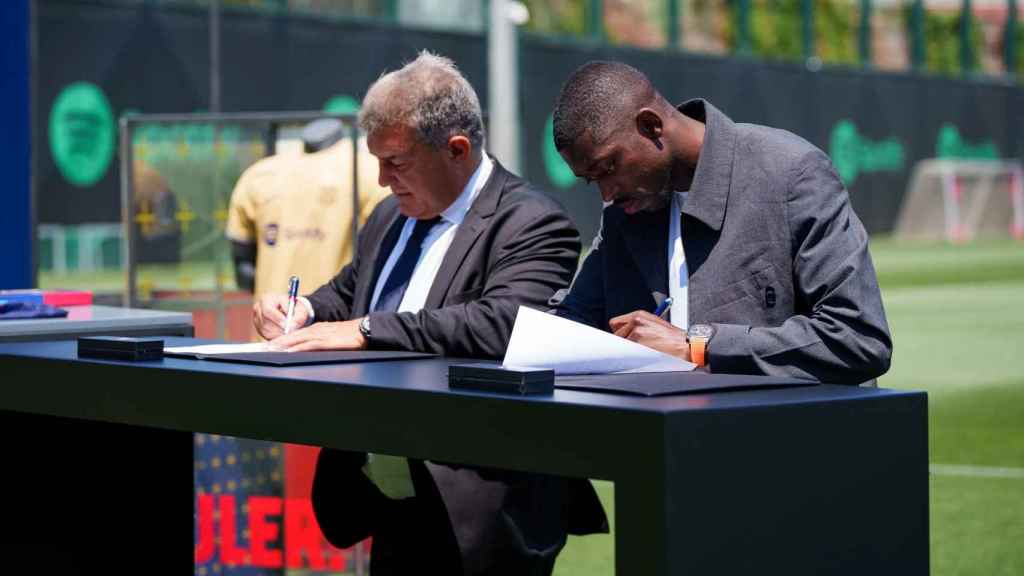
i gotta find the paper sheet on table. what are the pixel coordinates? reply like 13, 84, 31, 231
502, 306, 696, 375
165, 342, 273, 355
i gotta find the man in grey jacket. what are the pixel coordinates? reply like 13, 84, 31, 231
552, 61, 891, 384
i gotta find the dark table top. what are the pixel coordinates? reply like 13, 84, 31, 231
0, 338, 924, 479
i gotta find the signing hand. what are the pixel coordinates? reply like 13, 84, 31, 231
270, 319, 367, 352
609, 310, 690, 361
253, 293, 311, 341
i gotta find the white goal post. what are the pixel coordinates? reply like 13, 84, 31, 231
895, 158, 1024, 242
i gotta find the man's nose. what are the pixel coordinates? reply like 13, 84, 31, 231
599, 181, 617, 204
378, 162, 393, 187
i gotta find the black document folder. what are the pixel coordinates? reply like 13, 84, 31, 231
165, 349, 435, 366
448, 363, 554, 395
555, 372, 818, 397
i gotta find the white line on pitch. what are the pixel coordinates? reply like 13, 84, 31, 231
930, 464, 1024, 479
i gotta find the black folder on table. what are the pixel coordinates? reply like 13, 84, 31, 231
554, 372, 818, 397
165, 349, 435, 366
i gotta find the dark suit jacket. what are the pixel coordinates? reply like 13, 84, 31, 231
307, 161, 608, 575
557, 100, 892, 385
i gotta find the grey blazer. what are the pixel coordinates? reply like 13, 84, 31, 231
557, 99, 892, 385
307, 161, 608, 576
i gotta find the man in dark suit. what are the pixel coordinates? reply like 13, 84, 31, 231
253, 52, 606, 575
551, 61, 892, 385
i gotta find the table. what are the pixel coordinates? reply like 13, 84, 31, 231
0, 308, 193, 572
0, 338, 928, 575
0, 304, 194, 342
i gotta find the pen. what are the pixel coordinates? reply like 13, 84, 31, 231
284, 275, 300, 334
653, 297, 673, 319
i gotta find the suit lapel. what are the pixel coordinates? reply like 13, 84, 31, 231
423, 162, 506, 308
356, 212, 406, 315
678, 99, 735, 232
618, 207, 669, 298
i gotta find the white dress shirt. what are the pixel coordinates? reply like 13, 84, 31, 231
368, 152, 494, 313
668, 191, 689, 330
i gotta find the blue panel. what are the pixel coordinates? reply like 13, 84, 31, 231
0, 1, 31, 288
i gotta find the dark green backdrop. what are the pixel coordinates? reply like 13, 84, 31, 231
36, 0, 1024, 242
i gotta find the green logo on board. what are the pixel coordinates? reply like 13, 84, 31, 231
829, 120, 905, 186
49, 82, 115, 187
323, 95, 360, 115
936, 124, 999, 159
543, 114, 577, 189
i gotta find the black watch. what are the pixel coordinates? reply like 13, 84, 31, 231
358, 316, 371, 341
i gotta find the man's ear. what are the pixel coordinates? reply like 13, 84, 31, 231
447, 135, 472, 161
636, 109, 664, 144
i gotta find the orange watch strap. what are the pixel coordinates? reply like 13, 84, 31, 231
691, 337, 707, 367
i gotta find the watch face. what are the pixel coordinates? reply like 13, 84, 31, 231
688, 324, 714, 339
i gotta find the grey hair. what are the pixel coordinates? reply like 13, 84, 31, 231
359, 51, 485, 149
553, 61, 656, 151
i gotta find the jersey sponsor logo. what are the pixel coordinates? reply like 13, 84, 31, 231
284, 227, 326, 241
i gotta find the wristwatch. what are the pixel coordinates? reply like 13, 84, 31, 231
687, 324, 715, 368
358, 316, 372, 342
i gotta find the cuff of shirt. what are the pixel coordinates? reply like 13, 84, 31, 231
298, 296, 315, 326
707, 323, 757, 374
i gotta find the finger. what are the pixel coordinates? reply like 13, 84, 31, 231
641, 311, 675, 328
609, 311, 639, 329
625, 326, 649, 342
630, 311, 666, 326
256, 314, 283, 340
271, 327, 313, 349
263, 326, 283, 341
610, 312, 640, 334
252, 303, 264, 332
613, 321, 635, 339
263, 303, 287, 329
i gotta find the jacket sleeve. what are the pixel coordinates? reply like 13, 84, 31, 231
311, 448, 383, 548
367, 200, 581, 359
709, 149, 893, 384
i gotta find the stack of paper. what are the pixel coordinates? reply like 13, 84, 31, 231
165, 342, 273, 355
503, 306, 695, 375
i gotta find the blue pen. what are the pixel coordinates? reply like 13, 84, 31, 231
653, 297, 673, 319
284, 275, 300, 334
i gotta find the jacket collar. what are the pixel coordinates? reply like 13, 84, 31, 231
422, 158, 509, 307
677, 99, 736, 232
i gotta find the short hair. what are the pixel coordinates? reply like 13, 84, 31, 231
552, 61, 657, 151
359, 51, 485, 150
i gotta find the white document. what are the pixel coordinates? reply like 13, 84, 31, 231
502, 306, 696, 375
165, 342, 275, 355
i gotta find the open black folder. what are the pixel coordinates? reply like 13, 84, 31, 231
555, 372, 818, 397
165, 349, 435, 366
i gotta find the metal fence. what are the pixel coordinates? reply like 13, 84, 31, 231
119, 111, 361, 338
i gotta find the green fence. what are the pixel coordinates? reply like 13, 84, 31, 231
131, 0, 1021, 78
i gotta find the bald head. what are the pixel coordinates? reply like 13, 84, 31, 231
552, 61, 661, 152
